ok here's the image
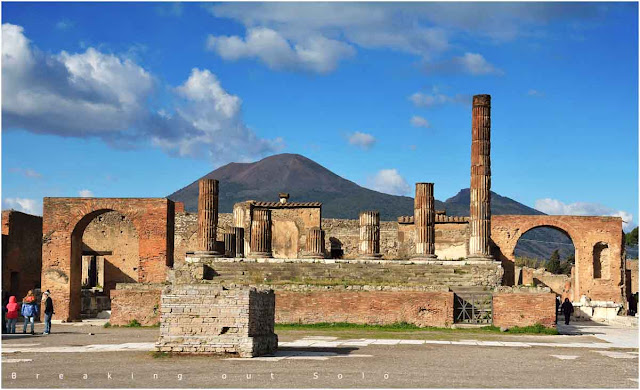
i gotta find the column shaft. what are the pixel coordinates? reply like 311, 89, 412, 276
303, 227, 325, 259
469, 94, 492, 259
414, 183, 436, 258
232, 227, 245, 258
359, 211, 382, 259
223, 232, 236, 258
196, 179, 221, 255
249, 209, 272, 258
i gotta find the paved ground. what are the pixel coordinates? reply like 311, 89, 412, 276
1, 321, 638, 388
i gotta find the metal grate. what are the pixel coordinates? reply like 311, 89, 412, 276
454, 293, 493, 324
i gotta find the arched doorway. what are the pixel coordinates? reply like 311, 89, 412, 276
69, 209, 140, 319
79, 211, 140, 318
513, 226, 575, 297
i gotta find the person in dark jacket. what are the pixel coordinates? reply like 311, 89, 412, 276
561, 298, 574, 325
42, 290, 54, 335
556, 296, 561, 322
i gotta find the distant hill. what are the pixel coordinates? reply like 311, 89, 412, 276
168, 153, 580, 260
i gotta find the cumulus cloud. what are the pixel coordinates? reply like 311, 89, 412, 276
2, 198, 41, 215
78, 189, 94, 197
367, 169, 411, 196
410, 115, 430, 128
2, 23, 281, 166
424, 52, 503, 75
9, 168, 42, 178
205, 3, 603, 72
207, 28, 355, 73
535, 198, 635, 231
347, 131, 376, 150
409, 88, 471, 108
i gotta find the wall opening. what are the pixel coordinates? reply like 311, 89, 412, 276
593, 242, 610, 280
329, 237, 343, 259
71, 210, 140, 319
513, 226, 575, 279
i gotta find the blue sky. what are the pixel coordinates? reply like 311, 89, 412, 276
1, 2, 638, 231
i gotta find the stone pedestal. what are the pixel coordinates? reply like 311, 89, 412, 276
413, 182, 437, 259
303, 227, 325, 259
468, 94, 493, 261
249, 209, 272, 258
233, 227, 245, 258
223, 232, 236, 258
196, 179, 224, 257
359, 211, 382, 259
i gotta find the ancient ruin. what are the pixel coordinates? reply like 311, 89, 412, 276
2, 93, 632, 338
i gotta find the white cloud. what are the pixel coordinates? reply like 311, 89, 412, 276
424, 52, 503, 75
528, 89, 545, 97
2, 198, 41, 215
9, 168, 42, 178
410, 115, 430, 128
535, 198, 635, 231
367, 169, 411, 196
78, 189, 94, 197
207, 28, 355, 74
409, 88, 471, 108
2, 24, 282, 166
347, 131, 376, 150
55, 19, 74, 30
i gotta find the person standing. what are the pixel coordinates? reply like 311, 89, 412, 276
561, 298, 574, 325
555, 296, 561, 322
42, 290, 54, 335
21, 290, 38, 335
5, 296, 19, 334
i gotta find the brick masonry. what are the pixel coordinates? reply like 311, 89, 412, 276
276, 290, 455, 327
110, 284, 164, 326
493, 291, 556, 328
41, 197, 175, 321
492, 215, 624, 303
2, 210, 43, 301
155, 284, 278, 357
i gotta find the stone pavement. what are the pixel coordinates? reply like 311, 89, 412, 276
557, 322, 638, 349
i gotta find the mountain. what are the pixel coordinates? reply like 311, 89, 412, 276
169, 153, 442, 220
168, 153, 573, 260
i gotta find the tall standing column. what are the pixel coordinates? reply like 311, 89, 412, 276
196, 179, 223, 256
469, 94, 493, 260
414, 183, 437, 259
232, 227, 245, 258
303, 227, 325, 259
223, 232, 236, 258
249, 209, 273, 258
359, 211, 382, 259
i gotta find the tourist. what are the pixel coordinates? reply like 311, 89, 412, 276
42, 290, 54, 335
555, 296, 561, 322
561, 298, 574, 325
5, 295, 19, 334
21, 290, 38, 335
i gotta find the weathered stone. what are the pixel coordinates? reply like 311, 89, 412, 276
196, 179, 223, 257
233, 227, 245, 258
302, 227, 325, 259
359, 211, 382, 259
413, 183, 437, 259
249, 209, 272, 258
223, 232, 236, 258
469, 94, 493, 261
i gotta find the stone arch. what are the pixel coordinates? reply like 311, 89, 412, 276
41, 198, 174, 321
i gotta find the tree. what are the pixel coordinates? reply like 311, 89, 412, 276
546, 249, 562, 274
625, 227, 638, 247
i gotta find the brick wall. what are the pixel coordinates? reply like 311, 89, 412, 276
520, 267, 572, 300
1, 210, 43, 300
109, 285, 163, 326
626, 260, 638, 297
493, 292, 556, 328
276, 290, 455, 327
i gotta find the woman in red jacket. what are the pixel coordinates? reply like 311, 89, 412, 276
6, 296, 19, 334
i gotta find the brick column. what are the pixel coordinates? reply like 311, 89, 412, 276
414, 183, 437, 259
469, 94, 493, 260
223, 232, 236, 258
249, 209, 272, 258
232, 227, 244, 258
303, 227, 325, 259
196, 179, 223, 256
359, 211, 382, 259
